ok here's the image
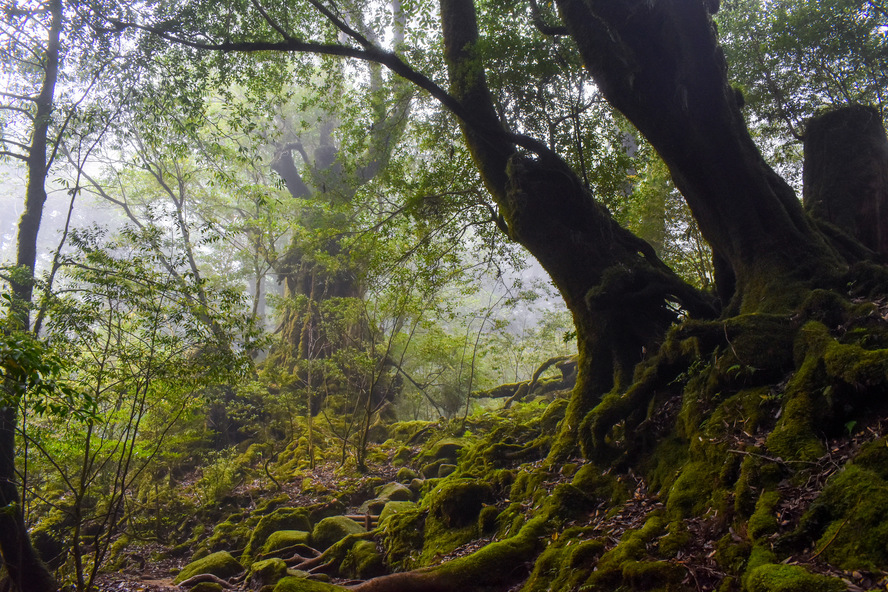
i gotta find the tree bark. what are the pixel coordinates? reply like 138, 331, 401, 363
804, 105, 888, 259
2, 1, 63, 590
554, 0, 844, 312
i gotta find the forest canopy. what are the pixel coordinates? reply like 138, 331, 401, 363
2, 0, 888, 590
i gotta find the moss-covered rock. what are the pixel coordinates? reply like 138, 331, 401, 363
273, 576, 345, 591
243, 508, 312, 563
419, 478, 495, 564
378, 500, 417, 523
248, 558, 289, 588
205, 513, 251, 553
744, 563, 845, 592
190, 583, 224, 592
437, 463, 457, 478
174, 551, 243, 584
310, 516, 366, 551
429, 438, 465, 462
261, 530, 311, 556
339, 539, 385, 579
395, 467, 418, 482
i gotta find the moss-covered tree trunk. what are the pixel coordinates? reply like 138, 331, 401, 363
803, 104, 888, 259
439, 0, 717, 459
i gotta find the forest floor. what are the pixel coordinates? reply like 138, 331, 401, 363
91, 418, 888, 592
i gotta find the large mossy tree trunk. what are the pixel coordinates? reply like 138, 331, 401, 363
268, 52, 410, 377
439, 0, 717, 460
804, 104, 888, 259
554, 0, 846, 314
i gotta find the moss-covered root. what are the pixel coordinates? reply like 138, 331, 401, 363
349, 517, 546, 592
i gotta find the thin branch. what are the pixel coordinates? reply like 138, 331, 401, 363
529, 0, 568, 36
109, 18, 561, 162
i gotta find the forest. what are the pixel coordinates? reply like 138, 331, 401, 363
2, 0, 888, 590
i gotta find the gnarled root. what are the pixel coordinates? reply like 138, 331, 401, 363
348, 517, 546, 592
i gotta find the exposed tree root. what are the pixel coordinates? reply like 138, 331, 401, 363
176, 573, 234, 589
346, 517, 546, 592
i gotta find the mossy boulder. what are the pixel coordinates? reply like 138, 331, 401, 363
243, 508, 312, 563
248, 558, 289, 588
273, 576, 345, 592
190, 584, 224, 592
379, 500, 417, 523
360, 481, 414, 513
378, 504, 426, 570
339, 539, 385, 579
419, 478, 494, 564
744, 564, 845, 592
174, 551, 244, 584
311, 516, 366, 551
437, 463, 457, 478
428, 438, 464, 462
396, 467, 418, 482
206, 513, 251, 553
376, 482, 412, 501
428, 478, 493, 528
261, 530, 311, 556
420, 459, 446, 478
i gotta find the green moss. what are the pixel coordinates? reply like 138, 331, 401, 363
665, 461, 719, 517
658, 521, 691, 558
522, 537, 604, 592
413, 516, 546, 588
805, 465, 888, 570
339, 539, 384, 579
707, 388, 771, 438
378, 504, 425, 570
190, 583, 224, 592
734, 456, 783, 518
583, 516, 667, 590
273, 576, 346, 592
572, 465, 629, 506
205, 514, 251, 553
822, 339, 888, 387
420, 478, 493, 563
643, 436, 689, 494
248, 558, 288, 588
242, 508, 312, 563
395, 467, 418, 482
310, 516, 366, 552
540, 398, 568, 433
714, 534, 751, 575
747, 490, 780, 540
438, 463, 457, 477
477, 505, 499, 533
851, 437, 888, 479
392, 446, 412, 466
174, 551, 243, 584
261, 530, 311, 556
766, 391, 825, 462
378, 500, 417, 523
621, 560, 685, 590
744, 564, 845, 592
